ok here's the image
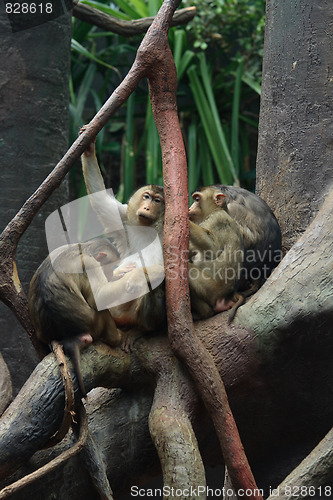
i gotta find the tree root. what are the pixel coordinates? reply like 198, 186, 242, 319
0, 400, 88, 499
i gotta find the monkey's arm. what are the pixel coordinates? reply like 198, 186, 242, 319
81, 143, 128, 232
189, 221, 217, 252
188, 263, 221, 303
82, 152, 127, 217
88, 264, 164, 311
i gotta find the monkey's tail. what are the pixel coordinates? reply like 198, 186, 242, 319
66, 343, 87, 399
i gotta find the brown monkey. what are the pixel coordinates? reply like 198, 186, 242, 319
28, 238, 161, 395
189, 185, 282, 318
188, 189, 244, 319
80, 129, 246, 329
190, 185, 282, 281
80, 128, 166, 350
108, 187, 166, 351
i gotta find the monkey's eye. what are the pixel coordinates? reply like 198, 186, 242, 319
143, 193, 151, 200
193, 195, 201, 203
154, 197, 161, 203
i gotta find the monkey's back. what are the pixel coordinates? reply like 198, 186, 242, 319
28, 250, 99, 344
215, 185, 282, 275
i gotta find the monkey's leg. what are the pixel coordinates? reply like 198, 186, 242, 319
226, 280, 262, 323
98, 310, 122, 347
227, 294, 246, 323
241, 279, 262, 298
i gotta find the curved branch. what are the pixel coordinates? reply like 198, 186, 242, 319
73, 1, 196, 36
144, 4, 263, 497
267, 426, 333, 500
0, 322, 257, 484
149, 371, 206, 497
0, 401, 88, 500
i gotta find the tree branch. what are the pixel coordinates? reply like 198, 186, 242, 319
73, 1, 196, 36
144, 3, 263, 497
267, 427, 333, 500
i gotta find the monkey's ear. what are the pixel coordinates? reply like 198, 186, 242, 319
215, 193, 226, 206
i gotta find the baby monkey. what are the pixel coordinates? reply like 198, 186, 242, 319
29, 239, 137, 397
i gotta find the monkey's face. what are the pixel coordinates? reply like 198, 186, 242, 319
128, 187, 164, 226
189, 192, 204, 223
189, 189, 226, 224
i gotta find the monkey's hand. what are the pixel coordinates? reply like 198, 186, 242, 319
113, 263, 137, 280
79, 125, 97, 157
143, 265, 165, 289
121, 328, 143, 353
122, 265, 164, 295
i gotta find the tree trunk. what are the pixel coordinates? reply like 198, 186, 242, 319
0, 4, 71, 393
0, 354, 11, 416
256, 0, 333, 251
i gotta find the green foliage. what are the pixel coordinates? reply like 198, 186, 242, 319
71, 0, 265, 200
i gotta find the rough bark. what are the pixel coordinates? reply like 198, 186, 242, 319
0, 354, 12, 416
267, 427, 333, 500
0, 2, 71, 390
256, 0, 333, 251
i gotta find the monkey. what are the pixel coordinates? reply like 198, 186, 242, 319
106, 186, 166, 351
191, 185, 282, 281
80, 126, 164, 258
80, 127, 166, 350
28, 238, 162, 395
189, 185, 282, 318
188, 189, 245, 320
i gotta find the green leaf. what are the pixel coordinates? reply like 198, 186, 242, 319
197, 53, 238, 183
231, 58, 244, 179
177, 50, 195, 82
111, 0, 146, 19
187, 122, 200, 193
147, 0, 161, 16
80, 0, 130, 20
198, 133, 215, 186
71, 39, 116, 71
173, 30, 185, 73
242, 73, 261, 95
75, 63, 96, 119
